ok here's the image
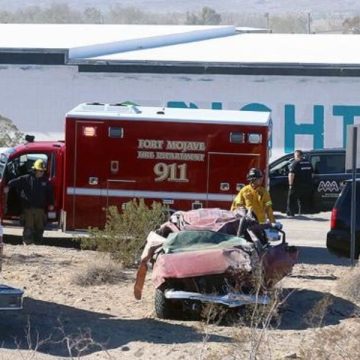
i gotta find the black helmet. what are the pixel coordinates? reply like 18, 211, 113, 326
247, 168, 263, 181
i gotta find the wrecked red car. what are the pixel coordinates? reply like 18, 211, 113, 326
134, 208, 298, 319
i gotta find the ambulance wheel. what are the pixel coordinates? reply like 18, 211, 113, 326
155, 288, 178, 319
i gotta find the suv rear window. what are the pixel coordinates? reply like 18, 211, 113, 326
311, 154, 345, 174
336, 181, 360, 219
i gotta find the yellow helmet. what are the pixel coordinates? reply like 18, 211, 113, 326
32, 159, 46, 171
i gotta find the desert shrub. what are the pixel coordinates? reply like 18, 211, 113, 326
199, 287, 286, 360
299, 322, 360, 360
0, 114, 24, 146
303, 293, 333, 327
72, 258, 126, 286
81, 199, 167, 267
336, 264, 360, 304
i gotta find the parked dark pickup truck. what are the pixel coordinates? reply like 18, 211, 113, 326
269, 148, 354, 213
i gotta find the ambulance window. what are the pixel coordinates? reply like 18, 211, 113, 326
109, 127, 124, 138
230, 132, 245, 144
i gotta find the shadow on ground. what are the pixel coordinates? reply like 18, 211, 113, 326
296, 246, 350, 266
216, 288, 358, 330
275, 213, 330, 222
0, 297, 231, 357
4, 234, 81, 248
278, 287, 359, 330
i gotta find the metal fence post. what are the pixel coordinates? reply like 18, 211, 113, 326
350, 126, 357, 266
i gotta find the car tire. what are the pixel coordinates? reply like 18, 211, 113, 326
154, 288, 178, 319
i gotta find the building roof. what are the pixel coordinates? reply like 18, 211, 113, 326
86, 33, 360, 66
0, 24, 235, 58
1, 24, 360, 75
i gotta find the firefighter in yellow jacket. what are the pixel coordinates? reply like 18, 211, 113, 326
231, 167, 275, 224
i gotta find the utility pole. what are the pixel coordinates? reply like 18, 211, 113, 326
307, 12, 311, 34
265, 12, 270, 32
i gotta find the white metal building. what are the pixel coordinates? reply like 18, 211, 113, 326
1, 23, 360, 159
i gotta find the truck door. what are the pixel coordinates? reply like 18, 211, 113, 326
207, 153, 261, 208
2, 152, 58, 222
310, 153, 346, 212
269, 154, 293, 212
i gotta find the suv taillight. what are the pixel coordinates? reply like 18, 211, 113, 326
330, 208, 338, 229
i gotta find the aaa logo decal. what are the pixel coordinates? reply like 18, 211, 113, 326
317, 181, 339, 193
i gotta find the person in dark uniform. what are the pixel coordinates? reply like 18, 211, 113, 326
6, 159, 54, 244
286, 150, 313, 216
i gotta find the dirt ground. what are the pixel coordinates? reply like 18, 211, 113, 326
0, 223, 359, 359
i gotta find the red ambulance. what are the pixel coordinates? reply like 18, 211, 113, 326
0, 103, 271, 231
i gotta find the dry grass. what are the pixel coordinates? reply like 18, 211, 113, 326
294, 264, 360, 359
303, 293, 333, 328
336, 264, 360, 304
299, 322, 360, 360
10, 317, 112, 360
200, 264, 360, 360
71, 258, 127, 287
197, 271, 288, 360
265, 267, 360, 360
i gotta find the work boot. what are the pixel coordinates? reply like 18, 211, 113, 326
23, 228, 34, 245
22, 238, 34, 245
33, 231, 44, 244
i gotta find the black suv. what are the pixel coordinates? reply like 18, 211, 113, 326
326, 179, 360, 259
269, 148, 348, 213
